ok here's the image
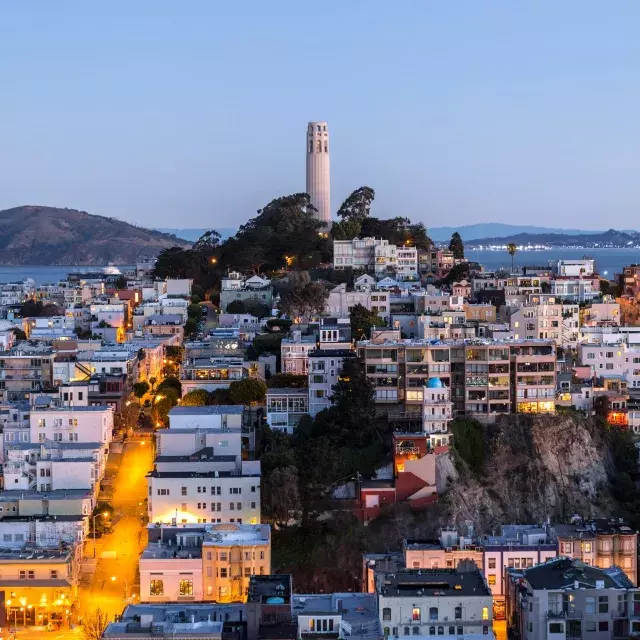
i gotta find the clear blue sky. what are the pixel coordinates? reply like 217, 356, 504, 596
1, 1, 639, 231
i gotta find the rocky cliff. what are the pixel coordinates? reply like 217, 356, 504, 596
0, 205, 191, 265
368, 413, 637, 546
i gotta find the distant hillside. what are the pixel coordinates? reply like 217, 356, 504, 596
429, 223, 607, 242
0, 206, 191, 265
465, 228, 640, 248
156, 227, 236, 242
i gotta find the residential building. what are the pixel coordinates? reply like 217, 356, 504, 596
0, 548, 79, 626
246, 574, 295, 640
324, 284, 390, 322
550, 277, 599, 302
505, 557, 640, 640
143, 315, 185, 341
201, 523, 271, 602
620, 264, 640, 299
280, 333, 316, 376
166, 279, 193, 297
550, 519, 637, 586
266, 388, 309, 434
139, 524, 271, 603
421, 377, 453, 441
103, 604, 237, 640
294, 593, 380, 640
333, 237, 392, 271
29, 406, 114, 446
377, 568, 494, 638
180, 356, 248, 394
357, 338, 556, 418
308, 349, 354, 416
0, 514, 87, 548
552, 258, 596, 277
220, 273, 272, 312
0, 344, 55, 403
4, 440, 105, 495
395, 246, 418, 281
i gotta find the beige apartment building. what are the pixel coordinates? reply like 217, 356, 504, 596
551, 520, 637, 586
0, 345, 54, 403
357, 338, 556, 417
202, 523, 271, 603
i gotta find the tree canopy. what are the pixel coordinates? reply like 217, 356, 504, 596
180, 389, 210, 406
449, 232, 464, 259
279, 282, 328, 323
349, 303, 386, 341
229, 378, 267, 405
336, 187, 375, 223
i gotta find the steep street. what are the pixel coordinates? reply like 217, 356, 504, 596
80, 440, 153, 619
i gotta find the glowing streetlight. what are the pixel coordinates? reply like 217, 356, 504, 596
210, 257, 217, 264
111, 575, 117, 582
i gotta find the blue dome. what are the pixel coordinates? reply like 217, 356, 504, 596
426, 377, 444, 389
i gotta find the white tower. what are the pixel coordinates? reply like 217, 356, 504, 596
306, 121, 331, 227
422, 377, 453, 439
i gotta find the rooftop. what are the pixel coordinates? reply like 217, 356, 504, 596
520, 557, 636, 590
247, 574, 292, 603
0, 489, 92, 501
266, 388, 309, 396
378, 569, 491, 598
155, 448, 236, 465
147, 469, 259, 479
203, 523, 270, 547
552, 519, 636, 539
292, 593, 379, 640
168, 405, 244, 416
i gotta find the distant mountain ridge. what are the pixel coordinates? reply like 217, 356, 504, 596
428, 223, 610, 242
0, 206, 191, 265
465, 228, 640, 248
156, 227, 236, 242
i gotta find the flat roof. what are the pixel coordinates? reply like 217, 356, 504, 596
266, 388, 309, 396
29, 405, 112, 413
247, 574, 292, 602
553, 520, 636, 538
378, 569, 491, 598
169, 405, 244, 416
0, 489, 91, 501
148, 469, 259, 479
292, 593, 379, 640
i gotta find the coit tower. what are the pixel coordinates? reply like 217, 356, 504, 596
306, 121, 331, 227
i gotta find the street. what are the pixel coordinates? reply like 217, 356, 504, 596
80, 440, 154, 620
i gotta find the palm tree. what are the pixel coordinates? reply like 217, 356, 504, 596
507, 243, 517, 273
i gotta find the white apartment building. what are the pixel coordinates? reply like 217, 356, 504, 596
552, 258, 596, 277
422, 378, 452, 442
4, 441, 105, 494
148, 406, 260, 525
550, 278, 599, 302
147, 464, 261, 526
167, 406, 244, 433
89, 303, 126, 329
29, 406, 114, 446
510, 302, 579, 347
0, 515, 87, 549
266, 388, 309, 434
377, 569, 494, 639
166, 279, 193, 297
308, 349, 354, 416
395, 247, 418, 281
324, 284, 390, 322
333, 237, 392, 271
579, 343, 640, 389
280, 332, 317, 375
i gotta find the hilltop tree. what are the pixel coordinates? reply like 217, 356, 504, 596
349, 303, 386, 340
337, 186, 375, 223
449, 232, 465, 259
279, 282, 328, 323
507, 243, 518, 272
331, 218, 362, 241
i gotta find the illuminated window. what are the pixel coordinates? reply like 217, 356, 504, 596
179, 580, 193, 596
412, 607, 421, 621
482, 607, 489, 621
150, 579, 164, 596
